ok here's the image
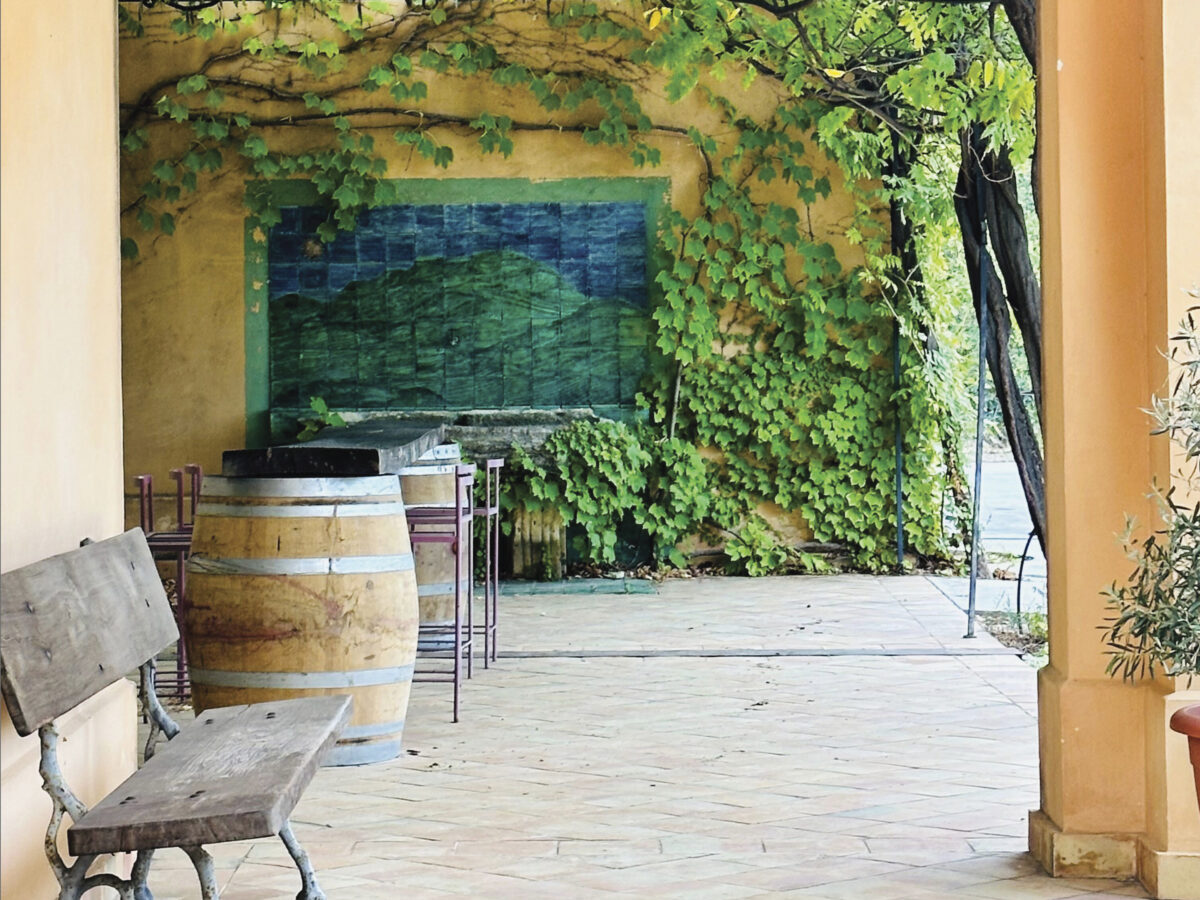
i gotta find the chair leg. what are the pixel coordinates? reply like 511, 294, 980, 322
453, 561, 462, 723
490, 498, 500, 663
465, 525, 475, 681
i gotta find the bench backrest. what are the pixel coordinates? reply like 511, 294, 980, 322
0, 529, 178, 736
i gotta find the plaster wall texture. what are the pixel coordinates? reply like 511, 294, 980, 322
1143, 0, 1200, 879
1035, 0, 1200, 894
1163, 0, 1200, 497
0, 683, 138, 898
117, 7, 867, 500
0, 3, 138, 898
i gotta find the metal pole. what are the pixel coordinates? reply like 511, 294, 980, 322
1015, 528, 1037, 633
965, 152, 989, 640
966, 302, 986, 638
894, 318, 905, 569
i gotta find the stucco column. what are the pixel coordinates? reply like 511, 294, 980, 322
1033, 1, 1200, 896
1, 2, 139, 897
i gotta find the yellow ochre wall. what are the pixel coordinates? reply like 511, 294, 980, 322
1033, 1, 1200, 896
0, 2, 138, 898
117, 5, 864, 502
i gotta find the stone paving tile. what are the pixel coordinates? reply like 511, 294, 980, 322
955, 874, 1147, 899
138, 575, 1150, 898
495, 574, 1007, 654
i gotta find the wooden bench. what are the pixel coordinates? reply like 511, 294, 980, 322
0, 529, 351, 899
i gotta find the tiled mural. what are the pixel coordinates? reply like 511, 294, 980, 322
266, 201, 650, 417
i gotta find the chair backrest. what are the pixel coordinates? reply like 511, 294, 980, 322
0, 529, 178, 736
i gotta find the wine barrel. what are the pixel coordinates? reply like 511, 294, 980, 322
184, 475, 419, 766
400, 444, 465, 650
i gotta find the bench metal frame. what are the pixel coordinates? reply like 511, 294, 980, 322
37, 658, 326, 900
2, 531, 336, 900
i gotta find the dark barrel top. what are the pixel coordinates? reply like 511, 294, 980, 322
222, 420, 445, 477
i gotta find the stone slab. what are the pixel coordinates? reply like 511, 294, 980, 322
222, 421, 444, 477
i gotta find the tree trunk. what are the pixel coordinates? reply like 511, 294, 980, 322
955, 126, 1047, 554
1000, 0, 1039, 210
887, 135, 975, 555
978, 142, 1043, 414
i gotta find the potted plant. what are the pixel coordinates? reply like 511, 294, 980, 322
1103, 302, 1200, 811
1172, 706, 1200, 813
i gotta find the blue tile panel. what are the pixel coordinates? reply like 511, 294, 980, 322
266, 201, 650, 413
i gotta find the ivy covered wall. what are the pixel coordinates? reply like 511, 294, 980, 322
119, 2, 965, 572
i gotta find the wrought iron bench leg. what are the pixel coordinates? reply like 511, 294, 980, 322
130, 849, 156, 900
280, 820, 326, 900
182, 845, 219, 899
41, 720, 162, 900
63, 848, 156, 899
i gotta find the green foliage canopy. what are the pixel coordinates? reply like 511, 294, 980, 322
119, 0, 1036, 573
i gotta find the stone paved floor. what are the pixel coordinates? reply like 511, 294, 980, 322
143, 576, 1148, 898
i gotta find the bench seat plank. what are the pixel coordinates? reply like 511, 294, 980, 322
68, 695, 351, 855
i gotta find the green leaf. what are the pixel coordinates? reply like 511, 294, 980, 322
176, 73, 208, 95
241, 135, 268, 159
817, 107, 855, 142
332, 183, 361, 207
121, 130, 146, 153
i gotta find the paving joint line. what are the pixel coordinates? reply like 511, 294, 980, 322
497, 647, 1019, 659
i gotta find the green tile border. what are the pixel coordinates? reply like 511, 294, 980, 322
502, 578, 657, 595
243, 177, 671, 449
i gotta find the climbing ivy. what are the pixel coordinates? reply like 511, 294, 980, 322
295, 395, 346, 441
507, 419, 811, 575
508, 421, 653, 565
118, 1, 1034, 572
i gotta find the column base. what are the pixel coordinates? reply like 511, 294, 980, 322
1029, 809, 1138, 879
1138, 841, 1200, 900
1030, 810, 1200, 899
